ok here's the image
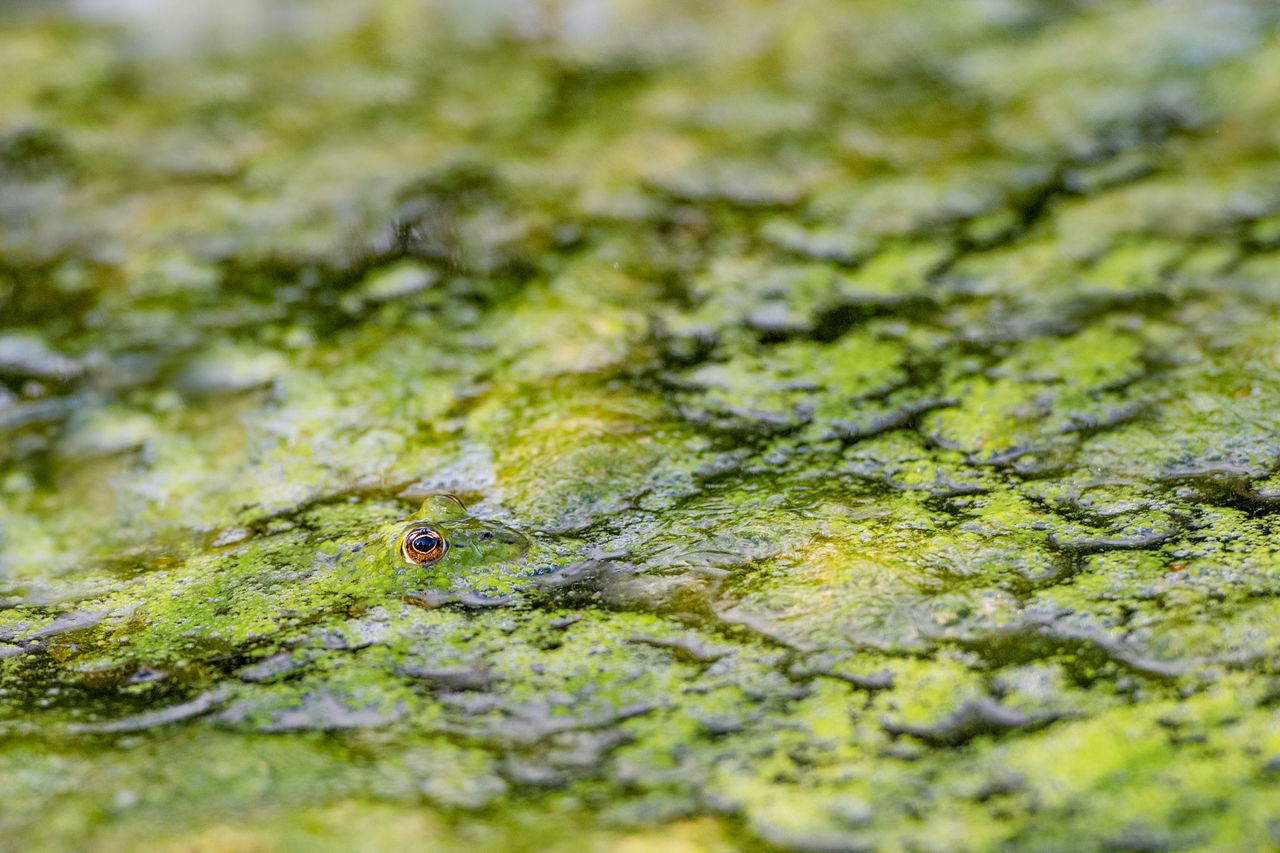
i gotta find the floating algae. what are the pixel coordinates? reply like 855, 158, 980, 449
5, 1, 1280, 850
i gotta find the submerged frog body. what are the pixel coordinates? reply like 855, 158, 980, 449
333, 494, 532, 602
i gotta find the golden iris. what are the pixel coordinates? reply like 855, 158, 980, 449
400, 525, 447, 566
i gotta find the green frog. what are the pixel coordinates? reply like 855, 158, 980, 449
4, 494, 535, 709
328, 494, 532, 604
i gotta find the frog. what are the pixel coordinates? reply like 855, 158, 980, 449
1, 493, 535, 726
325, 493, 533, 605
227, 495, 534, 682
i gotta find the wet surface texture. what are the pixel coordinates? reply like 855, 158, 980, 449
5, 1, 1280, 850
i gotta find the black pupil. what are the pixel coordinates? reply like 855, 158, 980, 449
412, 532, 439, 552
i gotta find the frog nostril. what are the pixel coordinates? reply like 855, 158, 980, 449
481, 532, 494, 540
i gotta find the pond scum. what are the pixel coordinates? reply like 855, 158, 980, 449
4, 1, 1280, 850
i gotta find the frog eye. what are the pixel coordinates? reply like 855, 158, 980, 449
401, 525, 447, 566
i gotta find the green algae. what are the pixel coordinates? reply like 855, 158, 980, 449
5, 1, 1280, 850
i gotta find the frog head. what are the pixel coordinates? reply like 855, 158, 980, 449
331, 494, 531, 601
395, 494, 529, 573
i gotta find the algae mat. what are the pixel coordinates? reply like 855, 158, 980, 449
4, 1, 1280, 850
